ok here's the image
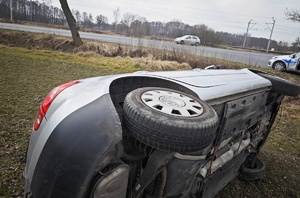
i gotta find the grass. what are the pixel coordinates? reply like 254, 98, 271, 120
0, 29, 251, 69
0, 46, 131, 197
0, 45, 192, 197
0, 31, 299, 198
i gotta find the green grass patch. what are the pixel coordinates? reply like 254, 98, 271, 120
0, 45, 140, 197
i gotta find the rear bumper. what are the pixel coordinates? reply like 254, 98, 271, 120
24, 94, 122, 197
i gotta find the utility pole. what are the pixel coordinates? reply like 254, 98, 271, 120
242, 19, 256, 48
266, 17, 276, 53
10, 0, 13, 22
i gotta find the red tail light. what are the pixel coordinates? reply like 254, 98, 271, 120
33, 81, 80, 131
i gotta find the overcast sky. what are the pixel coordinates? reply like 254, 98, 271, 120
52, 0, 300, 44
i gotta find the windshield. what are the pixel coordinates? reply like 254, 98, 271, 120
290, 52, 300, 58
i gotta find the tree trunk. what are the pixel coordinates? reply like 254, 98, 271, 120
59, 0, 82, 46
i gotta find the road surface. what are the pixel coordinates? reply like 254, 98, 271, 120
0, 22, 276, 67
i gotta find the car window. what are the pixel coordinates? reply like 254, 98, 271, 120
295, 52, 300, 58
192, 37, 197, 39
186, 36, 191, 39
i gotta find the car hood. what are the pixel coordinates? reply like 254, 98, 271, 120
175, 37, 184, 40
272, 55, 291, 60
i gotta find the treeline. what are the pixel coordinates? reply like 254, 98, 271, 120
0, 0, 66, 25
0, 0, 299, 52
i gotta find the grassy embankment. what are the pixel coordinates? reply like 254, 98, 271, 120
0, 29, 299, 198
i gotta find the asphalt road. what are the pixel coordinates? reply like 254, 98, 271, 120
0, 22, 276, 67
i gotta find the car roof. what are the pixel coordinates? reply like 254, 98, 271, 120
183, 35, 198, 37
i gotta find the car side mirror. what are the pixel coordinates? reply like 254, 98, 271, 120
292, 54, 296, 58
205, 65, 221, 70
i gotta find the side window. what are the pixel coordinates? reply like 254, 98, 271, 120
192, 37, 197, 40
186, 36, 191, 39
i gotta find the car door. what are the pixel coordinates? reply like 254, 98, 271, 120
192, 36, 198, 45
289, 53, 300, 69
185, 36, 192, 44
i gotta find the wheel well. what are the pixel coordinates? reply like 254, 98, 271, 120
272, 60, 286, 68
109, 76, 198, 119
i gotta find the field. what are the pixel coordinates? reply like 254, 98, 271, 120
0, 31, 299, 198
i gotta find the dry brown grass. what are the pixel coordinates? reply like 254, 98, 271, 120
281, 95, 300, 119
0, 29, 248, 70
132, 55, 191, 71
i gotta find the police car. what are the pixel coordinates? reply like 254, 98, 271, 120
268, 52, 300, 73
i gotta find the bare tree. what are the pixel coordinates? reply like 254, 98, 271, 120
59, 0, 82, 46
43, 0, 52, 21
74, 9, 81, 22
285, 8, 300, 22
82, 11, 88, 22
122, 12, 135, 26
292, 37, 300, 51
113, 7, 120, 24
166, 19, 184, 38
121, 12, 135, 35
96, 14, 108, 29
129, 16, 148, 37
81, 12, 93, 28
89, 13, 93, 23
112, 7, 120, 31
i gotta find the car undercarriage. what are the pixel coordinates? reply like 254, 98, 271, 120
24, 69, 300, 198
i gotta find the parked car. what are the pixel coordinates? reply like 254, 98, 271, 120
175, 35, 200, 46
24, 68, 300, 198
268, 52, 300, 73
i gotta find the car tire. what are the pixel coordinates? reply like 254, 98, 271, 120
195, 42, 200, 46
123, 87, 218, 153
239, 157, 266, 181
180, 40, 184, 44
257, 73, 300, 96
273, 61, 286, 71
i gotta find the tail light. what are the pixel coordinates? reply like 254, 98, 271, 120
33, 81, 80, 131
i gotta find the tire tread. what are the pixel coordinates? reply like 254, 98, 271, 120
123, 87, 219, 152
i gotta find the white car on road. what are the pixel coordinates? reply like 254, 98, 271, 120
268, 52, 300, 73
175, 35, 200, 46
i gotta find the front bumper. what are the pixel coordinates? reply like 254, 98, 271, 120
268, 59, 275, 67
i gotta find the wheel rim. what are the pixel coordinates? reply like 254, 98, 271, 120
274, 62, 284, 71
141, 90, 204, 117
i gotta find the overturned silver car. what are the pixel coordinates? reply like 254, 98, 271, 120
24, 68, 300, 198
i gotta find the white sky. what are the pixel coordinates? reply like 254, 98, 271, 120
51, 0, 300, 44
